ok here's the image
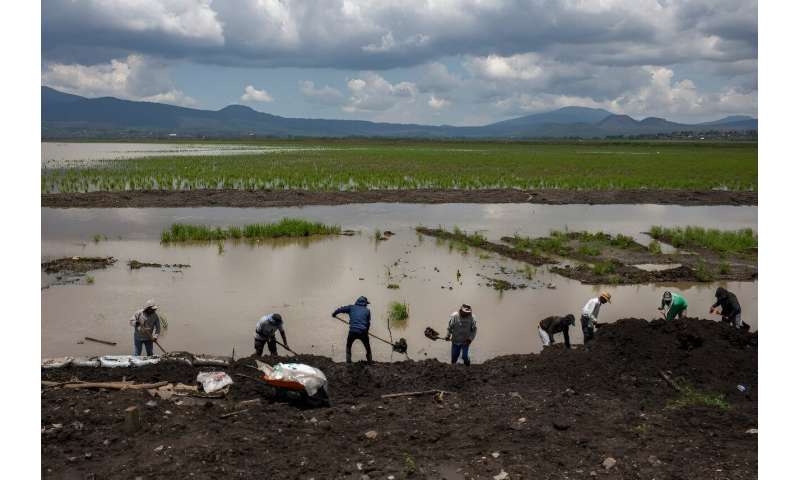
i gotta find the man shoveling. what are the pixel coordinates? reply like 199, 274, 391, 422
710, 287, 743, 329
254, 313, 289, 356
333, 296, 373, 364
580, 292, 611, 343
659, 291, 688, 321
538, 314, 575, 349
445, 304, 477, 365
129, 299, 161, 356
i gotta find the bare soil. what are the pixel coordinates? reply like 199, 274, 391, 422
41, 318, 756, 479
41, 188, 757, 208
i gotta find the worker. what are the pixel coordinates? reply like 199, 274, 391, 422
710, 287, 743, 329
254, 313, 288, 356
538, 314, 575, 349
445, 304, 477, 365
580, 292, 611, 343
333, 296, 372, 364
129, 299, 161, 356
659, 291, 688, 321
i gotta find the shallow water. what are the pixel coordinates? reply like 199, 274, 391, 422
41, 142, 329, 168
41, 204, 757, 362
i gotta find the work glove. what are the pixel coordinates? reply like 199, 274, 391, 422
153, 334, 159, 340
466, 339, 472, 346
709, 307, 715, 314
444, 335, 451, 342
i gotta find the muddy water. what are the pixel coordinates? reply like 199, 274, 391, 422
41, 142, 331, 168
42, 204, 757, 362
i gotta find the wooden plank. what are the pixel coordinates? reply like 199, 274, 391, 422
84, 336, 117, 346
381, 389, 450, 399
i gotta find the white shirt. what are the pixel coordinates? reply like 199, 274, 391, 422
582, 298, 602, 321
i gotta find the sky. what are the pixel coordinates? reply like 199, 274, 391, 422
41, 0, 757, 126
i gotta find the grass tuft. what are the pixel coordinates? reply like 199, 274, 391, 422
649, 226, 757, 255
161, 218, 341, 243
388, 301, 409, 322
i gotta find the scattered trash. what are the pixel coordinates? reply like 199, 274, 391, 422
494, 470, 509, 480
196, 371, 234, 394
491, 452, 500, 459
602, 457, 617, 469
737, 384, 747, 392
365, 430, 378, 439
746, 428, 758, 434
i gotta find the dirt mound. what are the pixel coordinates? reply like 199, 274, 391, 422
42, 256, 116, 274
42, 318, 756, 479
41, 188, 758, 208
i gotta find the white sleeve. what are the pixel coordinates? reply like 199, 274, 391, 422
581, 299, 595, 317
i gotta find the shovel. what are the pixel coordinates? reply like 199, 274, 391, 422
333, 315, 408, 354
274, 339, 299, 356
424, 327, 449, 342
139, 328, 167, 355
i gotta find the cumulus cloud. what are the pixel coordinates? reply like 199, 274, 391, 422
240, 85, 274, 103
43, 0, 757, 72
343, 73, 416, 113
41, 54, 196, 106
299, 80, 345, 106
427, 95, 451, 110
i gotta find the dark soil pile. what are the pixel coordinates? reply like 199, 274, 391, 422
42, 318, 757, 479
41, 188, 757, 208
41, 256, 116, 274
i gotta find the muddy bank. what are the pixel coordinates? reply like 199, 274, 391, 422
42, 318, 756, 479
416, 227, 554, 267
42, 256, 116, 274
127, 260, 190, 270
41, 188, 757, 208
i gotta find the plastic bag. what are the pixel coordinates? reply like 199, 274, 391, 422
130, 356, 161, 367
72, 356, 100, 367
192, 354, 231, 367
256, 361, 328, 396
196, 371, 233, 393
42, 357, 73, 369
99, 355, 133, 368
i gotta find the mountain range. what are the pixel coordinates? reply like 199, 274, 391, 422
42, 87, 757, 139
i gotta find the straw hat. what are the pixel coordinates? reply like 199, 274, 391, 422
599, 292, 612, 303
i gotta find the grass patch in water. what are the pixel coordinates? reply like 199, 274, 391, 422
649, 226, 757, 255
161, 218, 341, 243
648, 240, 662, 254
387, 301, 409, 322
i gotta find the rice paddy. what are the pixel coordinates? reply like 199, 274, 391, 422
648, 226, 757, 255
41, 140, 757, 193
160, 218, 341, 243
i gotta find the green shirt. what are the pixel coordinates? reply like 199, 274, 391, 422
665, 293, 688, 321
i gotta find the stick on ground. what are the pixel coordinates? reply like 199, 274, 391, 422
381, 389, 450, 399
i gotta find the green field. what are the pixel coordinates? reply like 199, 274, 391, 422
41, 140, 757, 193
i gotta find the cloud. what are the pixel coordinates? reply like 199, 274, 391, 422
43, 0, 757, 72
41, 54, 196, 106
343, 72, 416, 113
299, 80, 345, 106
240, 85, 273, 103
428, 95, 451, 110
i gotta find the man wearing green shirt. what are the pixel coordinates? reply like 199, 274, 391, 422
659, 291, 688, 321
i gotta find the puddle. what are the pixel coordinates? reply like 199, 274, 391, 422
633, 263, 684, 272
42, 204, 757, 362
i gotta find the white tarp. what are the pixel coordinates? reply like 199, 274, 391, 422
196, 371, 233, 393
72, 356, 100, 367
99, 355, 133, 368
130, 356, 161, 367
256, 360, 328, 396
42, 357, 73, 369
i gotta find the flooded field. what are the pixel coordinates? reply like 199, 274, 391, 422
42, 203, 757, 362
41, 142, 334, 168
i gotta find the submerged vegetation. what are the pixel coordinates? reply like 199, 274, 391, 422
387, 301, 409, 323
505, 230, 642, 257
160, 218, 341, 243
649, 226, 757, 255
42, 140, 757, 193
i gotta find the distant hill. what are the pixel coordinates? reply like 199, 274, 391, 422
41, 86, 757, 139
